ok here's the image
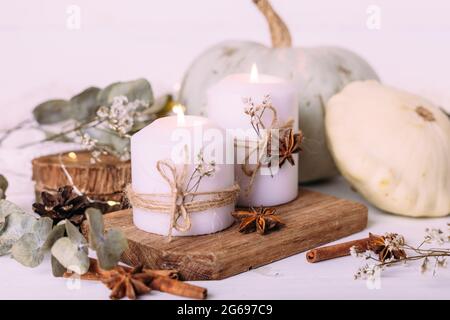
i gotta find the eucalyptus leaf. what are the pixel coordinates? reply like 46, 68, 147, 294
42, 223, 66, 251
0, 200, 24, 233
51, 255, 67, 277
95, 229, 128, 270
69, 86, 101, 122
50, 220, 89, 274
131, 94, 174, 133
65, 220, 87, 247
33, 99, 72, 125
97, 78, 153, 107
11, 220, 64, 268
146, 94, 173, 115
85, 208, 104, 250
11, 233, 44, 267
51, 237, 89, 275
0, 212, 36, 256
86, 208, 128, 270
32, 217, 53, 244
0, 175, 8, 200
10, 217, 52, 267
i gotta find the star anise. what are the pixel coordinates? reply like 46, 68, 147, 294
279, 129, 303, 167
232, 206, 284, 234
368, 232, 407, 262
32, 186, 90, 227
101, 265, 153, 300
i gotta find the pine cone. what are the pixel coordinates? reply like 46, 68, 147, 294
33, 186, 91, 227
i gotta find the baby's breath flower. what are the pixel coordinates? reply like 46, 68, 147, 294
90, 150, 102, 163
119, 154, 130, 162
95, 95, 145, 138
261, 94, 271, 106
437, 257, 447, 268
424, 228, 448, 245
119, 115, 134, 134
354, 264, 382, 282
79, 132, 97, 150
420, 257, 429, 274
195, 153, 216, 177
349, 246, 358, 258
350, 246, 372, 259
96, 106, 110, 119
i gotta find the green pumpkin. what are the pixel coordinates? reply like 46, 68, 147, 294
179, 0, 379, 183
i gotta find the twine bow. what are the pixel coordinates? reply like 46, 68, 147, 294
237, 102, 294, 195
126, 160, 240, 241
157, 159, 191, 235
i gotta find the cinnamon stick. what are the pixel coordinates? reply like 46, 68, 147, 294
63, 258, 205, 299
63, 268, 178, 281
306, 237, 369, 263
150, 276, 207, 300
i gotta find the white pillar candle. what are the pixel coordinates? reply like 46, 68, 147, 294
131, 111, 236, 236
206, 65, 299, 207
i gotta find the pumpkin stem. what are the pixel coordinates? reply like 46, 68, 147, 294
253, 0, 292, 48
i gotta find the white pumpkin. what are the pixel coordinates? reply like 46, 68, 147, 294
179, 0, 379, 183
326, 80, 450, 217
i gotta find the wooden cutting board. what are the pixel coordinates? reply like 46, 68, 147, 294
103, 188, 367, 280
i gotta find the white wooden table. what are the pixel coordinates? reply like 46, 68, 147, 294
1, 0, 450, 301
0, 144, 448, 300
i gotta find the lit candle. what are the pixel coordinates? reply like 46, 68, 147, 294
206, 64, 299, 207
130, 107, 237, 236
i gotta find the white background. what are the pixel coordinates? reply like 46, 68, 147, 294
1, 0, 450, 128
0, 0, 449, 300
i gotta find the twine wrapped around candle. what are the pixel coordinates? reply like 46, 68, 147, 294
236, 100, 300, 195
125, 159, 240, 241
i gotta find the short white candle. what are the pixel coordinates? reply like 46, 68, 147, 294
131, 112, 236, 236
206, 65, 299, 207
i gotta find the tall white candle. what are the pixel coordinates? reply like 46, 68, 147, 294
206, 65, 298, 207
131, 112, 236, 236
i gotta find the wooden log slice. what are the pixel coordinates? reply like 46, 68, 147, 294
32, 151, 131, 212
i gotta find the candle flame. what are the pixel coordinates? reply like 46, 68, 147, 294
250, 63, 259, 83
173, 104, 186, 126
68, 152, 77, 160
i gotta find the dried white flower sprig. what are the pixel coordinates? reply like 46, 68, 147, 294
96, 96, 147, 138
352, 225, 450, 281
21, 95, 152, 162
184, 150, 217, 202
243, 94, 272, 138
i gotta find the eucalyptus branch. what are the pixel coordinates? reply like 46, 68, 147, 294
377, 253, 450, 268
0, 119, 33, 146
19, 119, 102, 148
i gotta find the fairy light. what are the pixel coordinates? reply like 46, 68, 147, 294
59, 152, 123, 209
68, 152, 78, 160
107, 200, 120, 206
